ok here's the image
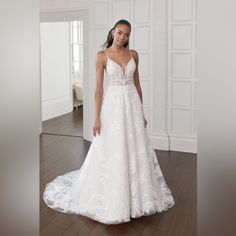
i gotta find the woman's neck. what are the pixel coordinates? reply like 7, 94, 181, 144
109, 44, 125, 52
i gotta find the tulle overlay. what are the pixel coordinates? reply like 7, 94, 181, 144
43, 52, 175, 225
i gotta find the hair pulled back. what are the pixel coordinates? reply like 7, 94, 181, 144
101, 19, 131, 49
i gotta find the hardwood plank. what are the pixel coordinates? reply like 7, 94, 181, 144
42, 108, 83, 137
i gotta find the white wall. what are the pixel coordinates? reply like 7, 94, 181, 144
40, 22, 72, 121
40, 0, 89, 11
40, 0, 198, 153
40, 5, 90, 139
167, 0, 197, 152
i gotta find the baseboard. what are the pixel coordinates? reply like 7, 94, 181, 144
149, 134, 197, 153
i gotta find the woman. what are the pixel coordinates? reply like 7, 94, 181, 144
43, 19, 175, 225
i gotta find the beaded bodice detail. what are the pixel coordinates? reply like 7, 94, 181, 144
105, 50, 136, 86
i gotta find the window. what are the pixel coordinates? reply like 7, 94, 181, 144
71, 21, 83, 86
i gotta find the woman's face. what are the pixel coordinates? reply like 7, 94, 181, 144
112, 24, 131, 47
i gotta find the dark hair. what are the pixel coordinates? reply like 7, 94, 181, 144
101, 19, 131, 49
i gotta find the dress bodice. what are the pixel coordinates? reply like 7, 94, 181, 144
104, 50, 136, 86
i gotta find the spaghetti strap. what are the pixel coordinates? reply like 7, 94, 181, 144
104, 49, 109, 59
129, 49, 133, 58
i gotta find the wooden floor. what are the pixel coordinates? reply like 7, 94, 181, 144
40, 109, 197, 236
42, 106, 83, 137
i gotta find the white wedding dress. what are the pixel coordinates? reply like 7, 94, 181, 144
43, 49, 175, 225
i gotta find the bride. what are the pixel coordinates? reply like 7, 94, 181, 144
43, 19, 175, 225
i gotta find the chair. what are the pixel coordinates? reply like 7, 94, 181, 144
73, 82, 83, 110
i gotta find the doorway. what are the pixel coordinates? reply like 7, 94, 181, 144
39, 10, 88, 139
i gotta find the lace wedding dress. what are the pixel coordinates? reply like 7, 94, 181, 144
43, 49, 175, 225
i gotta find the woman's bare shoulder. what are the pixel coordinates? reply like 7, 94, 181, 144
130, 49, 139, 61
96, 50, 106, 58
96, 50, 107, 65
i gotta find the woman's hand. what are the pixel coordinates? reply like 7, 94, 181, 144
93, 119, 101, 136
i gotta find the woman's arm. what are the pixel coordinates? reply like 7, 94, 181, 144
93, 51, 105, 136
132, 50, 147, 127
132, 50, 143, 104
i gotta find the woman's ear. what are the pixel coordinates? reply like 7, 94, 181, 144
111, 29, 115, 37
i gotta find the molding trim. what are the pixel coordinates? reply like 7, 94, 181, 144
149, 134, 197, 153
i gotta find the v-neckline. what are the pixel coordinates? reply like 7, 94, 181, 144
108, 57, 133, 75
